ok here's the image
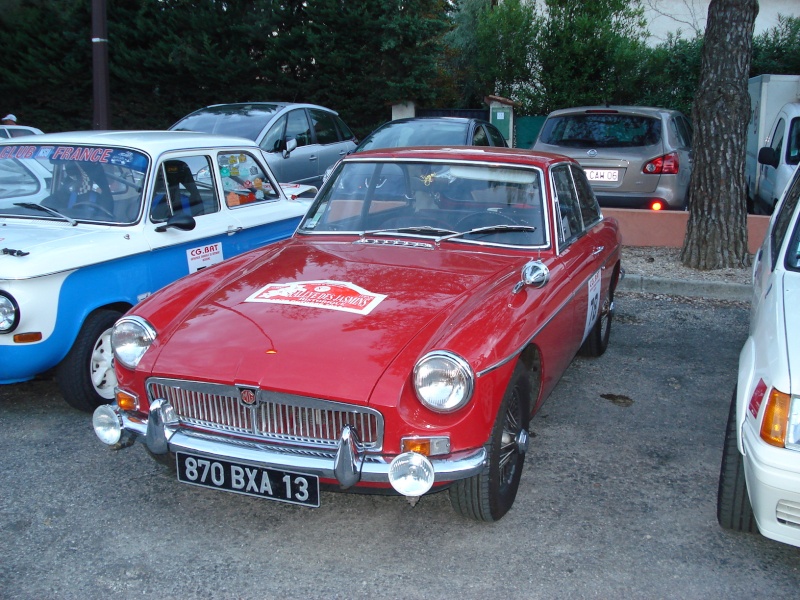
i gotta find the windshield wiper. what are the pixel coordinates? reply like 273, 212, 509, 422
438, 224, 537, 242
14, 202, 77, 226
362, 226, 458, 237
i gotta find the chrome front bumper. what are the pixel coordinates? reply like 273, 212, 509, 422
103, 400, 488, 488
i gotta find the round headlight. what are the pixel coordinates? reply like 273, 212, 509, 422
413, 351, 474, 413
93, 404, 122, 445
388, 452, 434, 497
0, 292, 20, 333
112, 316, 157, 369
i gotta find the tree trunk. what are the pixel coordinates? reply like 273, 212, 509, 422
680, 0, 758, 270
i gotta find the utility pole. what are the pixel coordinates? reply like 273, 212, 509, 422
92, 0, 110, 129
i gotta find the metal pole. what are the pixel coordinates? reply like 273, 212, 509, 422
92, 0, 110, 129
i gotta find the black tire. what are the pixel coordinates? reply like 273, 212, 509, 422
717, 387, 758, 533
579, 273, 615, 357
450, 362, 532, 521
56, 308, 122, 412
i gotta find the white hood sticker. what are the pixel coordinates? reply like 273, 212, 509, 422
245, 280, 387, 315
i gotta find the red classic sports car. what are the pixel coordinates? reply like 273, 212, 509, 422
93, 147, 622, 521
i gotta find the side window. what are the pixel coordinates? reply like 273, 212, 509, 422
551, 164, 583, 246
261, 115, 286, 153
335, 116, 355, 141
150, 155, 218, 222
770, 118, 785, 158
218, 151, 280, 208
486, 124, 507, 147
772, 170, 800, 269
571, 165, 602, 228
285, 109, 311, 148
788, 118, 800, 166
309, 109, 340, 145
472, 126, 489, 146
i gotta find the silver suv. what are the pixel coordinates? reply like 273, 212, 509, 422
533, 106, 693, 210
171, 103, 357, 188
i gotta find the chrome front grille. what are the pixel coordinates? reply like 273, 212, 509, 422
147, 378, 383, 450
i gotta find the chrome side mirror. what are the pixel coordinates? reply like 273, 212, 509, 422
513, 260, 549, 293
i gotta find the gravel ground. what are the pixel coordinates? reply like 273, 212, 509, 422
622, 246, 753, 286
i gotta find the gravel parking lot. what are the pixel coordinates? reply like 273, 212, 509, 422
1, 292, 798, 599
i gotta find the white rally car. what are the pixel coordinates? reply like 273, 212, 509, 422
718, 164, 800, 547
0, 131, 313, 411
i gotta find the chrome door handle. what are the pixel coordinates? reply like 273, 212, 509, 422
227, 226, 243, 236
592, 246, 605, 256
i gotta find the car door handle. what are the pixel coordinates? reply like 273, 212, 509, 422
309, 155, 318, 161
227, 226, 243, 236
591, 246, 605, 257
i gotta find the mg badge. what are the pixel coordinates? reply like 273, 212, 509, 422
587, 149, 598, 158
238, 387, 258, 407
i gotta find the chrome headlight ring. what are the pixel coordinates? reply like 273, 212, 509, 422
413, 350, 475, 413
0, 291, 20, 333
111, 316, 157, 370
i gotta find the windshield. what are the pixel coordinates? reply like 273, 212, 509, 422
357, 121, 470, 152
539, 113, 661, 148
0, 144, 148, 224
170, 104, 281, 140
300, 160, 548, 247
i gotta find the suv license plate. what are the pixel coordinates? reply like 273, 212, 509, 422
585, 169, 619, 182
176, 452, 320, 507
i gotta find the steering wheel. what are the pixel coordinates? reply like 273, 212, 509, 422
70, 202, 116, 220
456, 210, 519, 231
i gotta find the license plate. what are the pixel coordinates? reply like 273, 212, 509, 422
176, 452, 320, 507
585, 169, 619, 182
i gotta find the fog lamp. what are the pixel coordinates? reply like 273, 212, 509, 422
388, 452, 434, 497
93, 404, 122, 445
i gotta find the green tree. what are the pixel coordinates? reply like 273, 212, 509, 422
0, 0, 93, 131
304, 0, 451, 135
530, 0, 648, 114
751, 15, 800, 76
474, 0, 536, 103
637, 35, 703, 115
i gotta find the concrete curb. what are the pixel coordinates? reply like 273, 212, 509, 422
618, 274, 752, 302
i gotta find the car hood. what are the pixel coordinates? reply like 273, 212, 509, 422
0, 219, 144, 279
149, 239, 526, 403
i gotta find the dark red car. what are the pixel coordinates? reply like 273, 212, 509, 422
93, 147, 622, 521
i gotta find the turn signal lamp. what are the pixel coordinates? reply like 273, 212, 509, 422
13, 332, 42, 343
401, 436, 450, 457
643, 152, 679, 175
761, 388, 791, 447
115, 389, 138, 412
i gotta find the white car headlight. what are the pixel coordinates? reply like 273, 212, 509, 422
413, 351, 474, 413
111, 316, 157, 369
0, 292, 20, 333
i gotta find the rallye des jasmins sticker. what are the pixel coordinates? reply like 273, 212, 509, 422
244, 281, 387, 315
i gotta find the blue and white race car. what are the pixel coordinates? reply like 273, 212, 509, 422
0, 131, 312, 411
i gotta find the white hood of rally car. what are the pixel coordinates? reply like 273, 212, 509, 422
0, 219, 149, 280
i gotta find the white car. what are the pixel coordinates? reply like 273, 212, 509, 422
0, 124, 43, 139
718, 163, 800, 547
0, 131, 312, 411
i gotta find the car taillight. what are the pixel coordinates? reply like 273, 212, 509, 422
643, 152, 679, 175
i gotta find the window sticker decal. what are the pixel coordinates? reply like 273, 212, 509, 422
245, 280, 387, 315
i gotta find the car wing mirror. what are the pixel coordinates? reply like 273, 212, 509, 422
513, 260, 549, 293
154, 213, 196, 233
758, 146, 779, 169
283, 137, 298, 159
